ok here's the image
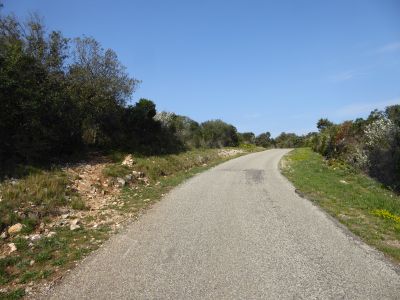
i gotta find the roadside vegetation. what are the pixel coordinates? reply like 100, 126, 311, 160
282, 104, 400, 264
282, 148, 400, 263
0, 146, 263, 298
311, 105, 400, 192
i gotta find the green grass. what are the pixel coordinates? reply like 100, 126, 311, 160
0, 171, 91, 298
102, 164, 132, 178
282, 148, 400, 263
0, 170, 81, 231
0, 288, 25, 300
0, 226, 110, 298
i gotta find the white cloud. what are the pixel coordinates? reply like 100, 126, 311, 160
377, 42, 400, 54
330, 69, 369, 82
336, 98, 400, 118
331, 70, 356, 82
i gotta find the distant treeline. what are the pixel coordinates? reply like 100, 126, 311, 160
311, 105, 400, 191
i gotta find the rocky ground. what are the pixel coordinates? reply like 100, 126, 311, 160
217, 148, 244, 158
0, 154, 153, 297
61, 155, 148, 230
0, 155, 147, 252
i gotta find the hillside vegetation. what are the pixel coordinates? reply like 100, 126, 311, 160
282, 105, 400, 264
0, 12, 309, 177
310, 105, 400, 192
0, 13, 244, 172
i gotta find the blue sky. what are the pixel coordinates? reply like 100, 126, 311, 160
3, 0, 400, 136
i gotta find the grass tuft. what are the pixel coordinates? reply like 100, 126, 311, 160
102, 164, 131, 178
372, 209, 400, 224
0, 170, 81, 231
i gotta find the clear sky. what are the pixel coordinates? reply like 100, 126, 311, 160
3, 0, 400, 136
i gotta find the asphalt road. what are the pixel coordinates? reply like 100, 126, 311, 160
48, 149, 400, 299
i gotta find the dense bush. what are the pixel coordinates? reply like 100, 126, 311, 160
312, 105, 400, 191
0, 13, 191, 170
238, 132, 256, 145
0, 13, 143, 166
255, 132, 273, 148
274, 132, 307, 148
155, 112, 202, 148
199, 120, 239, 148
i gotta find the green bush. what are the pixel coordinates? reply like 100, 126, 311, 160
311, 105, 400, 191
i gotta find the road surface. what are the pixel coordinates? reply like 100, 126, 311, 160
48, 149, 400, 299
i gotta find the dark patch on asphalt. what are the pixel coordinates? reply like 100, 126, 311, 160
244, 169, 265, 184
163, 247, 176, 264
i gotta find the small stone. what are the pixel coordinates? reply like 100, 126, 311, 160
121, 154, 135, 167
29, 260, 35, 266
29, 234, 42, 242
124, 174, 133, 182
69, 219, 80, 231
340, 180, 349, 185
8, 243, 17, 253
70, 224, 81, 231
295, 189, 305, 198
116, 177, 126, 187
61, 213, 70, 219
1, 231, 7, 239
8, 223, 23, 235
70, 219, 80, 226
47, 231, 56, 238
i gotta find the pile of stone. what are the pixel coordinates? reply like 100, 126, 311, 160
218, 149, 244, 158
